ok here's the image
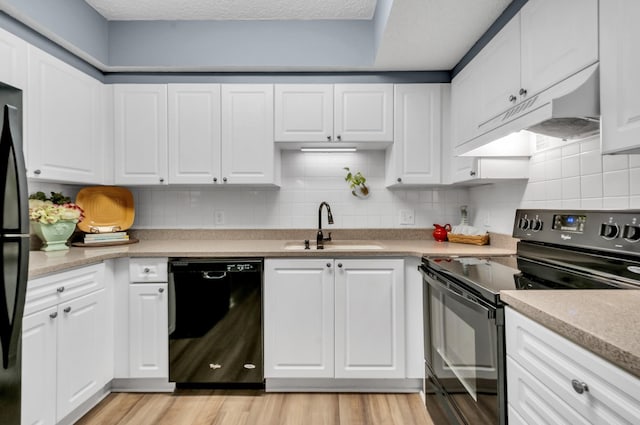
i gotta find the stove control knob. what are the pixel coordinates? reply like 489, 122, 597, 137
530, 219, 543, 232
600, 223, 620, 240
623, 225, 640, 242
518, 217, 529, 230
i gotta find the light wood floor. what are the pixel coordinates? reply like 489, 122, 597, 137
76, 390, 435, 425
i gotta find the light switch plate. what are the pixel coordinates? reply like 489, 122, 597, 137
214, 210, 225, 225
399, 209, 415, 225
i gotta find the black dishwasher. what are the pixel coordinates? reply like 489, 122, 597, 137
168, 258, 263, 388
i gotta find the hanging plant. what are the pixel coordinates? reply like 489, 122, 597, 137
344, 167, 370, 198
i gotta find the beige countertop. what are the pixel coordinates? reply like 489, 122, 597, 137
501, 290, 640, 380
28, 238, 516, 278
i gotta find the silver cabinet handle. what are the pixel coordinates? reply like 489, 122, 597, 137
327, 135, 331, 141
397, 177, 402, 183
63, 307, 71, 313
159, 178, 164, 183
509, 94, 517, 102
571, 379, 589, 394
213, 177, 217, 182
158, 287, 165, 293
57, 287, 65, 293
223, 177, 228, 182
34, 169, 42, 175
470, 171, 477, 176
337, 263, 343, 268
336, 135, 342, 141
143, 267, 151, 273
49, 312, 58, 319
326, 263, 332, 268
519, 88, 528, 96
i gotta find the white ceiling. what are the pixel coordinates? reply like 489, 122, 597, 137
84, 0, 378, 21
80, 0, 512, 71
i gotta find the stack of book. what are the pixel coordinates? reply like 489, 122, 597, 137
83, 231, 129, 244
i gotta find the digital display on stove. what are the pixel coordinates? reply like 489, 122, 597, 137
552, 214, 586, 232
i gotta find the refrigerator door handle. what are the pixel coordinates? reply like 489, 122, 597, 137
0, 104, 29, 234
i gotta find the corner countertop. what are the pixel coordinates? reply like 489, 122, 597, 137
28, 237, 515, 279
501, 290, 640, 380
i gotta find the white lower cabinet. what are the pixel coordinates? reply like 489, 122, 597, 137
264, 258, 405, 383
22, 263, 110, 425
506, 307, 640, 425
128, 283, 168, 378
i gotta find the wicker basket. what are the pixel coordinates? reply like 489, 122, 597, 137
447, 233, 490, 246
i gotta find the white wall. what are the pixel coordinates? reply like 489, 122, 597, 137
29, 151, 470, 229
469, 135, 640, 235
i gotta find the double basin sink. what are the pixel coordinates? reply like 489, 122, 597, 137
283, 240, 384, 251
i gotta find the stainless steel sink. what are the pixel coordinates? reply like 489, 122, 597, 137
283, 240, 384, 251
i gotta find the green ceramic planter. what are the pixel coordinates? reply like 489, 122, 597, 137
31, 220, 77, 251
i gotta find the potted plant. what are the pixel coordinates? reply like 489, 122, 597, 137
28, 191, 85, 251
344, 167, 370, 198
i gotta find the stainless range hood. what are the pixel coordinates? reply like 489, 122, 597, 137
455, 63, 600, 156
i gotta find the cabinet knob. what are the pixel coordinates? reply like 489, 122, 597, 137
519, 88, 528, 96
337, 263, 343, 268
223, 177, 228, 182
159, 178, 165, 183
213, 177, 217, 183
470, 171, 477, 176
57, 286, 65, 293
63, 307, 71, 313
397, 177, 402, 183
158, 287, 165, 293
33, 169, 42, 175
327, 135, 332, 141
326, 263, 332, 268
508, 94, 517, 102
49, 312, 58, 319
336, 135, 342, 141
571, 379, 589, 394
143, 267, 150, 273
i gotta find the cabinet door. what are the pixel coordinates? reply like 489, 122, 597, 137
168, 84, 221, 184
27, 46, 104, 183
601, 0, 640, 154
0, 27, 27, 90
128, 283, 168, 378
334, 84, 393, 142
220, 85, 275, 184
274, 84, 334, 142
56, 289, 108, 421
451, 61, 481, 148
520, 0, 598, 97
334, 259, 405, 379
450, 156, 477, 184
264, 259, 334, 378
387, 84, 442, 186
475, 16, 521, 124
114, 84, 168, 185
22, 307, 57, 425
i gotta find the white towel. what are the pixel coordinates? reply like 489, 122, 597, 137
450, 225, 487, 236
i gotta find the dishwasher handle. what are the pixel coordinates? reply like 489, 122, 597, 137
202, 271, 227, 280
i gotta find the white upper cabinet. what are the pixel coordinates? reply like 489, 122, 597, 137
334, 84, 394, 142
386, 84, 442, 186
274, 84, 334, 142
27, 46, 106, 183
520, 0, 598, 97
0, 27, 27, 90
114, 84, 168, 185
600, 0, 640, 154
221, 84, 276, 185
168, 84, 222, 184
451, 61, 481, 148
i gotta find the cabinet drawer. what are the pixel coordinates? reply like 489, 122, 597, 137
506, 308, 640, 425
129, 258, 168, 282
25, 263, 105, 315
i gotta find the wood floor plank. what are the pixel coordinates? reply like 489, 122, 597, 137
77, 391, 432, 425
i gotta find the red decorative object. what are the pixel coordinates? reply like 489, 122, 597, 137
432, 223, 452, 242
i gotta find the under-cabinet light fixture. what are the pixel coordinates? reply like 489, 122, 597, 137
300, 147, 357, 152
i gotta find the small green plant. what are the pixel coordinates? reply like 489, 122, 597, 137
344, 167, 369, 197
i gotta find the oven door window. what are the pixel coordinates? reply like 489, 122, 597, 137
428, 279, 498, 423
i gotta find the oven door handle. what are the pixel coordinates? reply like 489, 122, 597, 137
419, 265, 496, 318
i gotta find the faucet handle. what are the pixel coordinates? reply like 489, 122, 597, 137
304, 240, 310, 250
325, 232, 332, 242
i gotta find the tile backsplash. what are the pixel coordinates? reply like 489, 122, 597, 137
469, 135, 640, 235
31, 151, 469, 230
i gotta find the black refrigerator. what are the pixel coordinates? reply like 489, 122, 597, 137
0, 82, 29, 425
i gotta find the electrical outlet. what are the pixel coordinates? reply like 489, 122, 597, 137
214, 210, 225, 225
399, 209, 415, 225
